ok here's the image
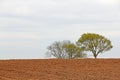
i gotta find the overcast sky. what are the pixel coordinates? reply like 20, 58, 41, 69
0, 0, 120, 59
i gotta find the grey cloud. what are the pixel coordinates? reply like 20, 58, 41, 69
0, 0, 120, 28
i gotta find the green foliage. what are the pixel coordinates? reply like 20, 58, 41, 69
63, 43, 86, 59
76, 33, 113, 58
47, 40, 86, 59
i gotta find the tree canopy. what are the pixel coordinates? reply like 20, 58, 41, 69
76, 33, 113, 58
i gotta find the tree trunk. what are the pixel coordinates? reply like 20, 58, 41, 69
93, 53, 97, 59
94, 56, 97, 59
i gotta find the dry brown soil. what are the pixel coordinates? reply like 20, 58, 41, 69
0, 59, 119, 80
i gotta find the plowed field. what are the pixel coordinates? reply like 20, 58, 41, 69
0, 59, 119, 80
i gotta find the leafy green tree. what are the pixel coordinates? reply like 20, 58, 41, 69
63, 43, 86, 59
76, 33, 113, 59
47, 40, 86, 59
